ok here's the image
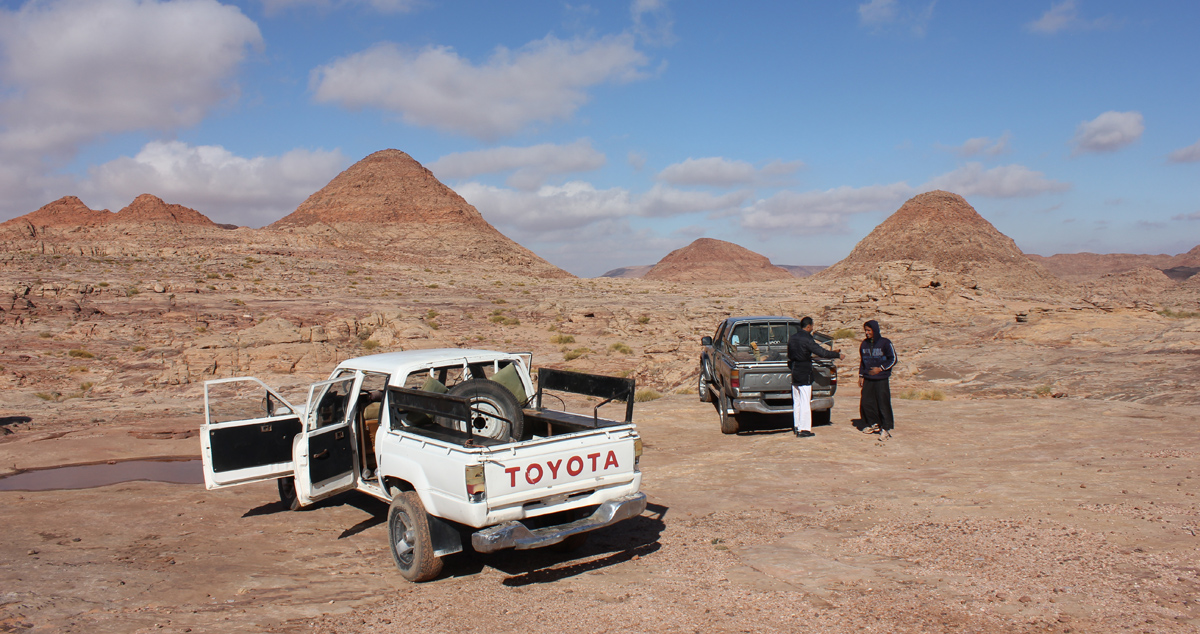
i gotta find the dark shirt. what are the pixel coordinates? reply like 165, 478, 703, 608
787, 329, 839, 385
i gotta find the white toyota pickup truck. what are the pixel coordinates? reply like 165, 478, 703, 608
200, 349, 646, 582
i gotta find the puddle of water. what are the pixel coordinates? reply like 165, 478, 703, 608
0, 458, 203, 491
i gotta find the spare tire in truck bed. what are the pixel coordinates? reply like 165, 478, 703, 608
441, 379, 525, 442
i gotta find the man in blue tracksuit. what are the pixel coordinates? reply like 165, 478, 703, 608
859, 320, 897, 439
787, 316, 844, 438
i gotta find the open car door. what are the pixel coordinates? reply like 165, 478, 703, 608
294, 376, 359, 506
201, 377, 301, 490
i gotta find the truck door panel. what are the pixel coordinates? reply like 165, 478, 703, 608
295, 376, 359, 505
208, 418, 303, 474
201, 377, 301, 490
306, 425, 355, 484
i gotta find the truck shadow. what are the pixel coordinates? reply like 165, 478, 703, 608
242, 493, 667, 584
241, 489, 388, 540
731, 412, 835, 434
442, 502, 670, 586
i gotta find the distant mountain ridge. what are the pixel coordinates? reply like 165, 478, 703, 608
1029, 247, 1200, 282
0, 194, 217, 238
599, 263, 825, 279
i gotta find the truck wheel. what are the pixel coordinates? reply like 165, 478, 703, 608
698, 362, 712, 403
444, 379, 525, 442
387, 491, 442, 582
277, 476, 300, 511
718, 389, 740, 435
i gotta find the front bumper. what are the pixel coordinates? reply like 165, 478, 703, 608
471, 492, 647, 553
733, 396, 833, 414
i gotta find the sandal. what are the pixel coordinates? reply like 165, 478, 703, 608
862, 425, 880, 434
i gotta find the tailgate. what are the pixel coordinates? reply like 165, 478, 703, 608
739, 363, 791, 392
482, 428, 639, 513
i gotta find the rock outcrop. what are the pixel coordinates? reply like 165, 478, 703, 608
643, 238, 793, 282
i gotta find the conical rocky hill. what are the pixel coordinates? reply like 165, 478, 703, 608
817, 190, 1062, 293
0, 196, 112, 237
269, 149, 570, 278
643, 238, 793, 282
111, 194, 217, 227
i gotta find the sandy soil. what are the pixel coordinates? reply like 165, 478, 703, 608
2, 251, 1199, 633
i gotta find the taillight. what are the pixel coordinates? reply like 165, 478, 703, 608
730, 369, 739, 389
830, 366, 837, 385
465, 464, 486, 502
634, 437, 643, 472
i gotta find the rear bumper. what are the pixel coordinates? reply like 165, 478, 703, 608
471, 492, 647, 553
733, 396, 833, 414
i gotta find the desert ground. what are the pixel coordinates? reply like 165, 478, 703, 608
1, 245, 1199, 634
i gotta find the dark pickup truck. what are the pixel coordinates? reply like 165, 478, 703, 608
698, 316, 838, 434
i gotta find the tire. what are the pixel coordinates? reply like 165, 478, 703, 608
443, 379, 525, 442
277, 476, 300, 511
387, 491, 442, 582
698, 361, 712, 403
718, 387, 740, 435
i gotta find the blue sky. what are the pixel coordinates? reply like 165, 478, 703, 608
0, 0, 1197, 276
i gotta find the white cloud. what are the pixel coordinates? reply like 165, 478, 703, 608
656, 157, 803, 187
857, 0, 898, 25
631, 0, 676, 45
636, 184, 749, 218
1167, 139, 1200, 163
81, 141, 347, 227
1172, 210, 1200, 221
923, 163, 1070, 198
857, 0, 936, 36
428, 140, 605, 190
261, 0, 421, 14
457, 179, 749, 236
1026, 0, 1118, 34
740, 183, 916, 233
456, 181, 634, 235
310, 34, 649, 140
948, 132, 1011, 157
0, 0, 261, 157
1071, 111, 1144, 155
627, 151, 648, 170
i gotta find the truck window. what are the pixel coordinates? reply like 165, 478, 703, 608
729, 323, 749, 350
311, 378, 355, 429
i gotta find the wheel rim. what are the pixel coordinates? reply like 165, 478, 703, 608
698, 371, 706, 397
467, 397, 509, 439
390, 509, 416, 568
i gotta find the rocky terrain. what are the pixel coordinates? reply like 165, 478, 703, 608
1, 165, 1199, 633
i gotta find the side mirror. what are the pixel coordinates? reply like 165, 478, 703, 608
701, 336, 713, 347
